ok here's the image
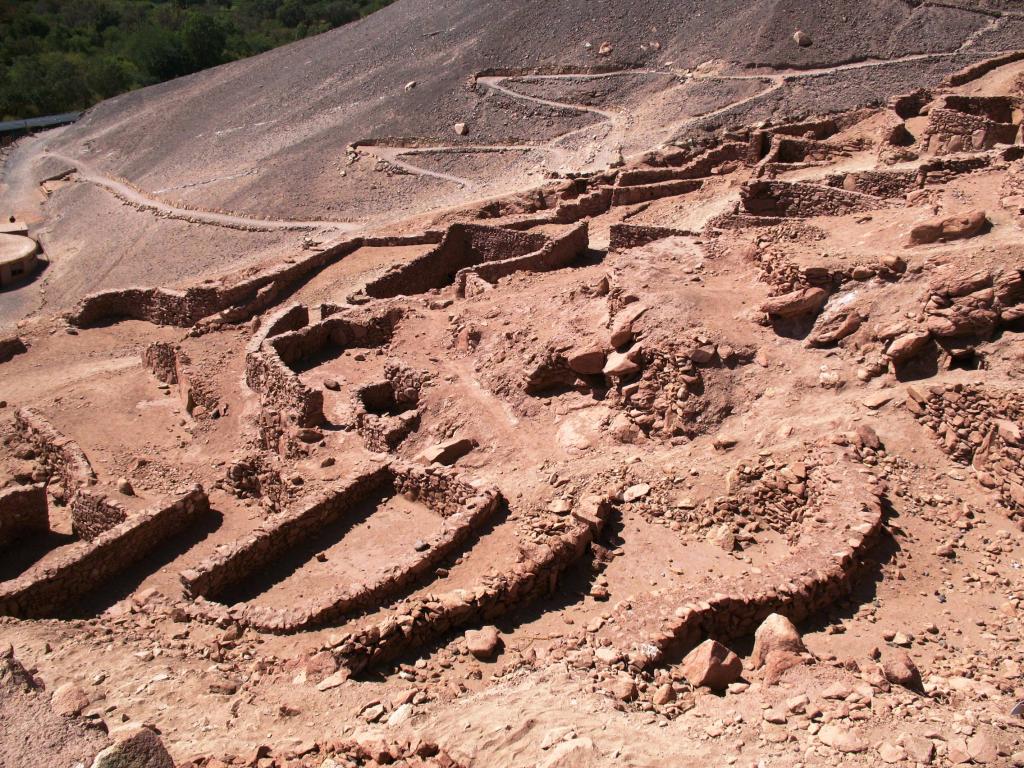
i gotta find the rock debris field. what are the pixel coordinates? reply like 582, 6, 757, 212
3, 2, 1024, 767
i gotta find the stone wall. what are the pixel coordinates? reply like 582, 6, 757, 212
331, 493, 612, 673
14, 408, 96, 503
592, 449, 885, 669
824, 169, 919, 199
454, 223, 589, 296
245, 306, 405, 453
359, 224, 548, 300
740, 180, 894, 218
354, 363, 427, 453
922, 106, 1019, 156
188, 463, 502, 633
141, 343, 218, 416
0, 486, 209, 618
943, 51, 1024, 87
608, 224, 696, 252
142, 342, 178, 384
905, 382, 1024, 521
180, 466, 392, 600
0, 484, 47, 548
69, 489, 127, 541
0, 336, 27, 364
617, 142, 747, 187
65, 233, 441, 329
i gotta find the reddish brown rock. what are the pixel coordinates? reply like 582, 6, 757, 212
566, 345, 607, 375
91, 727, 174, 768
679, 639, 742, 690
750, 613, 806, 669
908, 209, 987, 245
761, 287, 829, 319
883, 652, 923, 691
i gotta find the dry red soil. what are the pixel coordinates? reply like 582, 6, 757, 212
3, 7, 1024, 768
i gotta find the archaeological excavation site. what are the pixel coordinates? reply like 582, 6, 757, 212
3, 1, 1024, 766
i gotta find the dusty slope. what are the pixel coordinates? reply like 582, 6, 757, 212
4, 1, 1024, 329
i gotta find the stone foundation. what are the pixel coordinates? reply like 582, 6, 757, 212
14, 408, 96, 503
0, 486, 209, 618
454, 223, 589, 297
245, 306, 404, 454
740, 180, 895, 218
0, 484, 47, 548
331, 493, 612, 674
906, 382, 1024, 521
592, 448, 885, 669
182, 463, 501, 633
69, 489, 128, 541
354, 363, 428, 453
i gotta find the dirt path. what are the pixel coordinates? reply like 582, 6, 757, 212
46, 152, 360, 233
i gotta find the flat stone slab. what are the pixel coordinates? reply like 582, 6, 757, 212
0, 220, 29, 236
0, 233, 38, 265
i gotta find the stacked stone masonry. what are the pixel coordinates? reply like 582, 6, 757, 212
69, 489, 128, 541
331, 493, 612, 673
0, 486, 209, 618
0, 484, 47, 548
740, 181, 895, 218
905, 382, 1024, 522
14, 408, 96, 503
592, 448, 885, 670
181, 463, 501, 633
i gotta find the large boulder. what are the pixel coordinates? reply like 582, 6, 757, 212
679, 639, 742, 690
908, 209, 987, 245
761, 287, 829, 319
750, 613, 806, 669
566, 345, 607, 375
465, 626, 502, 660
885, 331, 931, 365
91, 728, 174, 768
51, 682, 90, 717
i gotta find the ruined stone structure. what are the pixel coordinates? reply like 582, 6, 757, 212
181, 463, 500, 633
0, 486, 209, 617
0, 484, 48, 548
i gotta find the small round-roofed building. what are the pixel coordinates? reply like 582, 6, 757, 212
0, 233, 39, 287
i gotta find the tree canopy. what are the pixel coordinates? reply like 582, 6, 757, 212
0, 0, 392, 120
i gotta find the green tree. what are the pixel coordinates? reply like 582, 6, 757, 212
182, 13, 226, 71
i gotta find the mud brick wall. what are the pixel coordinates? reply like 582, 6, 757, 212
332, 494, 612, 673
180, 466, 392, 600
0, 486, 209, 618
740, 180, 893, 218
14, 408, 96, 503
70, 489, 127, 541
0, 336, 27, 364
608, 224, 695, 252
457, 223, 589, 295
205, 468, 502, 633
905, 382, 1024, 520
0, 484, 48, 548
592, 451, 885, 670
923, 108, 1019, 155
362, 224, 547, 299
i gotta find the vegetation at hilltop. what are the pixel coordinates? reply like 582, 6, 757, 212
0, 0, 393, 120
